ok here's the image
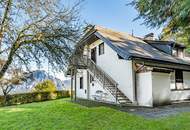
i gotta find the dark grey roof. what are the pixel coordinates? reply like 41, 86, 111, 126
93, 26, 190, 66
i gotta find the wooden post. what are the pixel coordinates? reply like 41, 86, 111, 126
87, 71, 90, 99
115, 84, 118, 104
103, 74, 105, 89
74, 69, 77, 101
70, 69, 73, 101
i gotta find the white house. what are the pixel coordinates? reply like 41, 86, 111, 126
68, 26, 190, 107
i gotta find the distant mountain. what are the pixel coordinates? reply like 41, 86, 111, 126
63, 79, 71, 90
10, 70, 65, 94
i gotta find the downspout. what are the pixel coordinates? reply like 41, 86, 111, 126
133, 60, 145, 104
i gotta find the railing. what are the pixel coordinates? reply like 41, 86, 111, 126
86, 57, 118, 86
72, 54, 131, 104
73, 55, 118, 102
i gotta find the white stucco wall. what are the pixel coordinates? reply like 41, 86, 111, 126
89, 39, 135, 102
75, 69, 88, 99
89, 78, 116, 103
171, 90, 190, 101
152, 72, 171, 106
75, 69, 115, 102
137, 72, 171, 107
137, 72, 153, 107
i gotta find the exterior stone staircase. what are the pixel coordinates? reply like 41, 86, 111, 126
73, 55, 132, 106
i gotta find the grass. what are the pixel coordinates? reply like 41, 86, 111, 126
0, 99, 190, 130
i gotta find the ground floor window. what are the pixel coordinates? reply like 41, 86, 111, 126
171, 70, 184, 90
175, 70, 183, 84
171, 70, 190, 90
80, 77, 83, 89
175, 70, 184, 90
90, 74, 94, 83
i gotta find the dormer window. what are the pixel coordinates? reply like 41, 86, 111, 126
172, 48, 177, 57
172, 48, 184, 58
178, 48, 184, 58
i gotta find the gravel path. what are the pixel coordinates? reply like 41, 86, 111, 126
121, 103, 190, 118
74, 99, 190, 118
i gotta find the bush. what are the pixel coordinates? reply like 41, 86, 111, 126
0, 91, 70, 106
33, 80, 57, 92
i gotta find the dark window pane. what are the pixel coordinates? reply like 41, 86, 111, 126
99, 43, 104, 55
90, 74, 94, 83
175, 70, 183, 83
80, 77, 83, 89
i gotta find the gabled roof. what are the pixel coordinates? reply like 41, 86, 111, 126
78, 25, 190, 70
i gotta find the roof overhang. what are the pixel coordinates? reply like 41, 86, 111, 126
132, 57, 190, 71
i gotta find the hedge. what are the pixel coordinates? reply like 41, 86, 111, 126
0, 91, 70, 106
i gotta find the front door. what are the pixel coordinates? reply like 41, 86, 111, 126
91, 47, 96, 63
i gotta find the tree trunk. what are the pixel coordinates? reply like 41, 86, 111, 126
0, 44, 17, 79
3, 94, 7, 106
0, 0, 12, 49
2, 90, 8, 106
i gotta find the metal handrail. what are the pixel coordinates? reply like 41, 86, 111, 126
72, 55, 133, 104
85, 57, 118, 86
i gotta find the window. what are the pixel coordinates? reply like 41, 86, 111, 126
80, 77, 83, 89
99, 43, 104, 55
175, 70, 183, 83
90, 74, 94, 83
172, 48, 184, 58
175, 70, 184, 90
172, 48, 178, 57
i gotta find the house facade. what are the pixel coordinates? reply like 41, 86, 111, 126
68, 26, 190, 107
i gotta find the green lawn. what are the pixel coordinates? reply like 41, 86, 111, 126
0, 99, 189, 130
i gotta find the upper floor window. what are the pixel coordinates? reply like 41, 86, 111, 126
172, 48, 177, 57
172, 48, 184, 58
99, 43, 104, 55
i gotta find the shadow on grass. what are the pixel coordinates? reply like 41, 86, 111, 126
70, 98, 190, 118
70, 98, 148, 112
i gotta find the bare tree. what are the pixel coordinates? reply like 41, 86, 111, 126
0, 0, 82, 80
0, 0, 83, 103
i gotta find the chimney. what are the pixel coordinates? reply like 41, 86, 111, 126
144, 33, 154, 40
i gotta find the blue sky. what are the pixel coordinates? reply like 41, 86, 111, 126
80, 0, 162, 38
49, 0, 164, 80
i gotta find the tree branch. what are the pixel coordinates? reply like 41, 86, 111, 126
0, 0, 12, 49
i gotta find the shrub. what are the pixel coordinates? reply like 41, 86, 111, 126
33, 80, 57, 92
0, 91, 70, 106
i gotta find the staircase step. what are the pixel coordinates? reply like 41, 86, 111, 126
117, 97, 128, 99
119, 100, 132, 104
84, 57, 132, 105
118, 98, 129, 101
105, 85, 115, 87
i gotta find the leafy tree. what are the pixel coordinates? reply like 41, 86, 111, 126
0, 0, 82, 80
33, 80, 56, 92
131, 0, 190, 44
0, 67, 25, 105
